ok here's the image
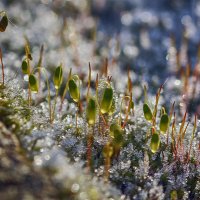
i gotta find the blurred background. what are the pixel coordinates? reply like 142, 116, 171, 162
0, 0, 200, 76
1, 0, 200, 90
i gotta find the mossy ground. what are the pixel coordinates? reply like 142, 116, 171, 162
1, 1, 200, 199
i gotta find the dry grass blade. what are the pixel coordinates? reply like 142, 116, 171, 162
178, 110, 187, 145
171, 112, 177, 158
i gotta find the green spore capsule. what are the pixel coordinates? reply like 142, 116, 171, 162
53, 65, 63, 89
143, 103, 153, 121
150, 132, 160, 153
21, 59, 29, 74
68, 78, 80, 102
160, 114, 169, 133
100, 87, 113, 114
29, 74, 38, 93
86, 97, 97, 125
0, 12, 8, 32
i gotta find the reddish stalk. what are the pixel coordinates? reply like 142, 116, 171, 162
86, 128, 93, 172
177, 110, 187, 148
152, 81, 167, 127
187, 114, 197, 163
122, 93, 133, 128
171, 112, 177, 160
104, 58, 108, 77
104, 156, 110, 182
127, 67, 132, 94
167, 101, 175, 146
192, 63, 199, 99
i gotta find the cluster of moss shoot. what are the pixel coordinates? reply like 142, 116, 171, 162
0, 11, 198, 190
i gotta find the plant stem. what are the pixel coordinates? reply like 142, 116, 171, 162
24, 37, 32, 106
32, 67, 52, 123
87, 127, 93, 172
0, 48, 4, 86
60, 68, 72, 111
95, 74, 108, 128
187, 114, 197, 162
104, 154, 110, 182
51, 89, 58, 123
76, 108, 78, 135
27, 88, 32, 106
44, 70, 52, 123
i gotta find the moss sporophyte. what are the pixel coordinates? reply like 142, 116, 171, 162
21, 58, 29, 75
100, 87, 113, 114
52, 64, 63, 122
150, 132, 160, 153
160, 113, 169, 133
86, 97, 97, 126
21, 45, 64, 123
143, 103, 153, 121
29, 74, 39, 93
86, 97, 96, 171
53, 65, 63, 90
18, 42, 199, 173
0, 11, 8, 32
68, 77, 80, 103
